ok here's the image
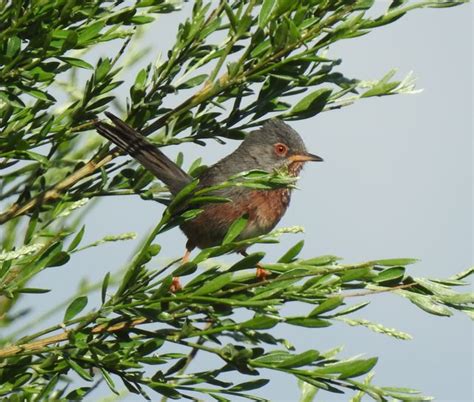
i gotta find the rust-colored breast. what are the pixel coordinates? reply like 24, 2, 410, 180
181, 188, 292, 249
243, 188, 291, 238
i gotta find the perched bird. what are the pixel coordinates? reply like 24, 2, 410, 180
95, 113, 322, 290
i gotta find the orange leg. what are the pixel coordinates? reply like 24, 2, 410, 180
256, 264, 269, 281
170, 245, 193, 293
170, 277, 182, 293
240, 250, 269, 281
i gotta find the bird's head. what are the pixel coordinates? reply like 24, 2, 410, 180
240, 119, 323, 175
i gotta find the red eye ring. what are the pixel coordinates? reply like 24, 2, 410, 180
274, 143, 288, 156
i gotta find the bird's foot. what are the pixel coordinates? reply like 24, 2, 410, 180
170, 276, 182, 293
170, 245, 193, 293
256, 266, 269, 281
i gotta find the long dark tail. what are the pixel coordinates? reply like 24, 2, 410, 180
95, 112, 192, 195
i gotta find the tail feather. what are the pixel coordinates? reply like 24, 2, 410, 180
95, 112, 192, 195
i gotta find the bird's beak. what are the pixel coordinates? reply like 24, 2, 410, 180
288, 152, 323, 163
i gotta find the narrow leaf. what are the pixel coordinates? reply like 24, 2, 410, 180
64, 296, 88, 322
373, 266, 405, 283
193, 272, 234, 295
278, 240, 304, 263
259, 0, 275, 28
101, 272, 110, 304
286, 89, 332, 119
309, 296, 344, 317
223, 215, 248, 244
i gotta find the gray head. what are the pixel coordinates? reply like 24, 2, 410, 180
237, 119, 323, 174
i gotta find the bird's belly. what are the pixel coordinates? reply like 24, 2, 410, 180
180, 189, 291, 249
240, 189, 291, 238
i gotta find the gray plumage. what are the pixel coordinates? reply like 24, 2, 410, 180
94, 113, 322, 249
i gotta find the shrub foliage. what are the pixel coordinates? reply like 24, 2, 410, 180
0, 0, 471, 400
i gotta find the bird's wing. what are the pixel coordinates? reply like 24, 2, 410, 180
95, 112, 192, 195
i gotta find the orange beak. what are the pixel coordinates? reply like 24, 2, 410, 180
288, 152, 323, 163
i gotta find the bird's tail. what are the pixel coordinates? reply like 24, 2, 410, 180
94, 112, 192, 195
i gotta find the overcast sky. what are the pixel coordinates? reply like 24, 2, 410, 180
17, 2, 473, 401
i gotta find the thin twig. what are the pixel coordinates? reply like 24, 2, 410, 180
0, 317, 147, 359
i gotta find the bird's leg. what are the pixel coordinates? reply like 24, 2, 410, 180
240, 250, 269, 281
171, 241, 194, 293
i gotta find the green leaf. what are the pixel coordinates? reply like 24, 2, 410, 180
68, 226, 85, 252
274, 0, 294, 17
60, 57, 93, 70
46, 251, 70, 268
273, 350, 320, 368
223, 1, 238, 32
252, 350, 292, 365
449, 266, 474, 281
229, 252, 265, 272
168, 180, 199, 211
95, 58, 112, 82
210, 394, 231, 402
389, 0, 408, 9
78, 21, 105, 44
240, 316, 279, 330
100, 368, 118, 394
131, 15, 155, 24
10, 150, 50, 165
302, 255, 340, 266
298, 378, 319, 402
259, 0, 275, 28
286, 89, 332, 119
66, 357, 93, 381
340, 267, 373, 282
137, 338, 165, 355
62, 30, 78, 50
278, 240, 304, 263
399, 291, 453, 317
229, 379, 270, 391
371, 258, 419, 266
36, 374, 60, 400
286, 317, 332, 328
440, 293, 474, 305
65, 387, 91, 400
64, 296, 88, 322
314, 357, 378, 379
24, 214, 38, 244
25, 88, 56, 102
177, 74, 208, 89
373, 266, 405, 283
223, 215, 248, 244
354, 0, 376, 10
331, 301, 370, 317
149, 383, 181, 399
6, 36, 21, 57
361, 70, 400, 98
193, 272, 234, 295
17, 288, 51, 294
101, 272, 110, 304
309, 296, 344, 317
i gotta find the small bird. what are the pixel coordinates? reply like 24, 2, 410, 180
95, 113, 322, 290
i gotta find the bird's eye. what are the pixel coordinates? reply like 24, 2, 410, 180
274, 143, 288, 156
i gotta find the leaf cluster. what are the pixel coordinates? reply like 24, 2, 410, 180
0, 183, 472, 400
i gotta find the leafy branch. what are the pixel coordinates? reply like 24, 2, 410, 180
0, 0, 471, 400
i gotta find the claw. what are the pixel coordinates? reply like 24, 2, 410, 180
170, 276, 182, 293
256, 266, 269, 281
170, 245, 193, 293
